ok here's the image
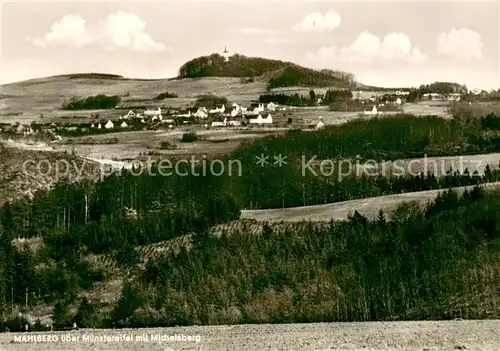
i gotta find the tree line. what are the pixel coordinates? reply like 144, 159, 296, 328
61, 95, 121, 110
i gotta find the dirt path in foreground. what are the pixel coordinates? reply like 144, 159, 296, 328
0, 320, 499, 350
241, 182, 500, 222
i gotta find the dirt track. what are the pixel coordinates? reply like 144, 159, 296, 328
241, 182, 500, 222
1, 320, 499, 350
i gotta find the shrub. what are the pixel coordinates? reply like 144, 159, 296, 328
62, 95, 120, 110
195, 94, 227, 109
181, 132, 198, 142
154, 92, 178, 100
159, 141, 175, 149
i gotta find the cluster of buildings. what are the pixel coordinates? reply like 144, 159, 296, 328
111, 101, 279, 130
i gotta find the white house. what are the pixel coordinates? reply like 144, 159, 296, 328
211, 121, 224, 127
97, 123, 102, 129
247, 106, 261, 115
141, 118, 146, 124
144, 107, 162, 116
395, 98, 402, 105
124, 110, 135, 119
120, 121, 128, 128
209, 105, 226, 114
315, 117, 325, 130
267, 102, 277, 111
364, 105, 378, 115
179, 111, 192, 118
231, 107, 239, 117
90, 123, 95, 128
105, 120, 114, 129
228, 120, 241, 127
249, 114, 273, 125
194, 107, 208, 118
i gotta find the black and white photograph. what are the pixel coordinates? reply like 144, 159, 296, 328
0, 0, 500, 350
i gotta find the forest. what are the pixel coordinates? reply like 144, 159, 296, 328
2, 113, 500, 329
61, 95, 121, 110
2, 187, 500, 329
266, 66, 353, 90
177, 53, 355, 89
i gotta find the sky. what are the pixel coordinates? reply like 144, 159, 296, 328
1, 0, 499, 89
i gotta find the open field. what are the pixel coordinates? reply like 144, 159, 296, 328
52, 128, 287, 161
241, 181, 500, 222
1, 320, 500, 350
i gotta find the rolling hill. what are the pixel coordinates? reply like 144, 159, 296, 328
0, 52, 367, 122
178, 53, 358, 90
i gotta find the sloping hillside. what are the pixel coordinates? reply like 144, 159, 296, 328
0, 75, 267, 122
0, 141, 102, 202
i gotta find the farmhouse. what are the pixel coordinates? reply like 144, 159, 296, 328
105, 121, 114, 129
124, 110, 135, 119
144, 107, 162, 116
120, 122, 128, 128
209, 105, 226, 114
315, 117, 325, 130
231, 107, 239, 117
267, 102, 277, 111
179, 110, 192, 118
211, 117, 227, 128
194, 107, 208, 118
249, 114, 273, 125
16, 125, 25, 134
364, 105, 378, 116
395, 98, 402, 105
228, 120, 241, 127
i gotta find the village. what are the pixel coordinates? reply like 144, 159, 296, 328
0, 88, 458, 141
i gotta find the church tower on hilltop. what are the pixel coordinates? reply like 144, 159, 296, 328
222, 45, 230, 62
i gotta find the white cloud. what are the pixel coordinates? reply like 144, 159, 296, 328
293, 11, 341, 32
99, 11, 166, 53
306, 31, 427, 67
30, 15, 93, 48
437, 28, 483, 61
30, 12, 167, 53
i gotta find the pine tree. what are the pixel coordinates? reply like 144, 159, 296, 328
52, 301, 69, 329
